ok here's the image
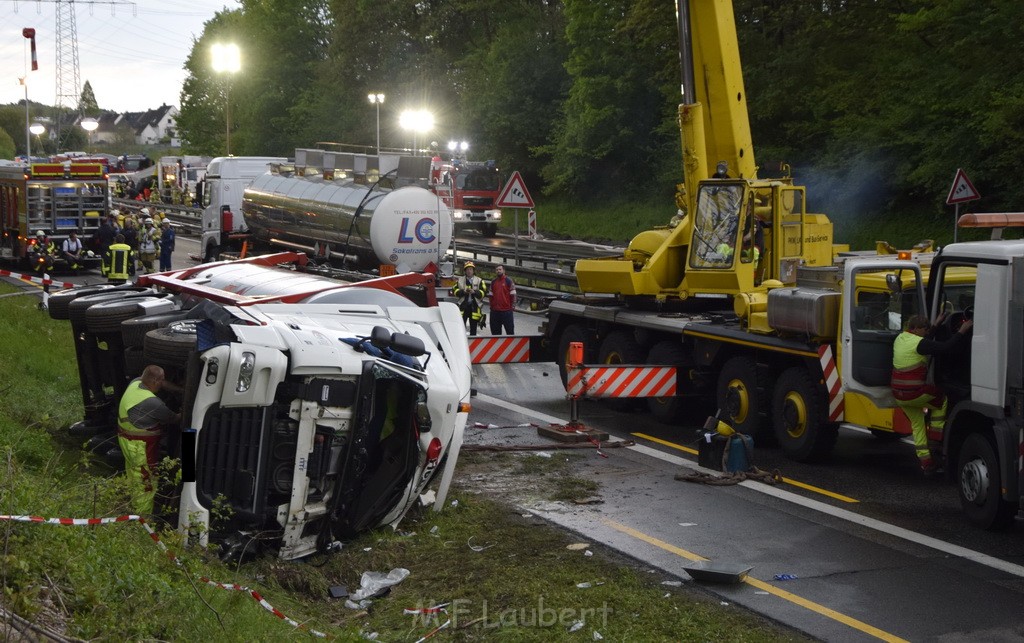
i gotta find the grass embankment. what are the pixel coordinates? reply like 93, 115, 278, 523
504, 195, 1015, 250
0, 282, 802, 641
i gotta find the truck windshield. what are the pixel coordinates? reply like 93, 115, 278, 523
690, 184, 743, 269
456, 170, 499, 191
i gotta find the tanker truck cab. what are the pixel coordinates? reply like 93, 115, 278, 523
131, 257, 472, 561
199, 156, 288, 262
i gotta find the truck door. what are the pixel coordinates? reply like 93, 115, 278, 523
840, 260, 925, 406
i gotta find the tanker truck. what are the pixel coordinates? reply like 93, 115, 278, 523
241, 170, 454, 273
47, 252, 471, 560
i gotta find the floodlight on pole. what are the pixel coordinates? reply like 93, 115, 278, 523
80, 117, 98, 153
368, 93, 385, 154
399, 109, 434, 156
211, 43, 241, 155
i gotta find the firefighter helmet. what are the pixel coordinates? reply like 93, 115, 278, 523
35, 229, 45, 237
144, 217, 154, 225
140, 207, 151, 217
463, 261, 476, 271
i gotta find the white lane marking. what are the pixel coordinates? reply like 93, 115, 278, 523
474, 392, 1024, 579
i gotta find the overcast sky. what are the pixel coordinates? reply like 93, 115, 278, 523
1, 0, 236, 113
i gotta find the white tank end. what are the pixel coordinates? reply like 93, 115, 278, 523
369, 187, 453, 272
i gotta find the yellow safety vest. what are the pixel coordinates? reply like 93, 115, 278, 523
118, 380, 159, 436
105, 243, 132, 281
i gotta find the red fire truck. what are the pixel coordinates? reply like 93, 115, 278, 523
0, 162, 108, 270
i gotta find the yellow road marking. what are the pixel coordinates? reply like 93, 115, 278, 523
603, 518, 909, 643
631, 432, 859, 504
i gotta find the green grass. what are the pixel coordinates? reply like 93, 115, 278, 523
0, 281, 805, 641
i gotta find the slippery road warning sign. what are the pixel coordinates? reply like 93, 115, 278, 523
495, 171, 535, 208
946, 168, 980, 205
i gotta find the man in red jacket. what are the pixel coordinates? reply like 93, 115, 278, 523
488, 264, 517, 335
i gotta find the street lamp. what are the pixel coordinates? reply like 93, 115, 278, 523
399, 109, 434, 156
80, 118, 98, 153
29, 122, 44, 158
211, 43, 241, 155
368, 93, 385, 154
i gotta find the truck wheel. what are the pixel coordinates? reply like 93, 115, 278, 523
482, 223, 498, 238
646, 340, 689, 424
85, 296, 170, 334
121, 310, 190, 348
772, 367, 837, 462
67, 288, 151, 326
48, 285, 113, 320
717, 357, 768, 439
204, 244, 221, 263
144, 321, 199, 367
598, 331, 644, 410
957, 433, 1017, 530
124, 346, 146, 379
557, 324, 588, 387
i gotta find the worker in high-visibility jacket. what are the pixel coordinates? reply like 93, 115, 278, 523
891, 313, 973, 475
102, 233, 134, 284
451, 261, 487, 336
117, 365, 181, 514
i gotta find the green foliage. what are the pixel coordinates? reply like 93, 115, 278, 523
79, 81, 100, 116
0, 126, 15, 159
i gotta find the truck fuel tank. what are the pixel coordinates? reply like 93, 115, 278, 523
767, 287, 840, 339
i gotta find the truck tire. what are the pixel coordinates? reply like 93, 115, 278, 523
645, 340, 689, 424
598, 331, 644, 411
85, 296, 170, 334
771, 367, 837, 462
957, 433, 1017, 531
48, 285, 113, 320
204, 243, 221, 263
482, 223, 498, 238
144, 321, 199, 367
124, 346, 146, 379
717, 357, 769, 439
121, 310, 190, 348
67, 288, 151, 326
557, 324, 588, 387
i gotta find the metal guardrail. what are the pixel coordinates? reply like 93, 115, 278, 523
112, 198, 202, 235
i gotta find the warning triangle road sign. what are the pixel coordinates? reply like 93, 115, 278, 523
946, 168, 981, 205
495, 171, 535, 208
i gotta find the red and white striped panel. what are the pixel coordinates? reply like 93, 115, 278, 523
566, 365, 676, 399
818, 344, 845, 422
0, 268, 77, 290
469, 336, 530, 364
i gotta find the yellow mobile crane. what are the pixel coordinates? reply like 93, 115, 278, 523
574, 0, 834, 301
538, 0, 959, 464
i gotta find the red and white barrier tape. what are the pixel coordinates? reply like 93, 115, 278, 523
0, 513, 330, 639
405, 603, 452, 642
0, 268, 78, 290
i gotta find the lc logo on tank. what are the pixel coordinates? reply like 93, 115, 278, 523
397, 217, 436, 244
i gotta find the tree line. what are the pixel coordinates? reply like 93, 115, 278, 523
4, 1, 1019, 223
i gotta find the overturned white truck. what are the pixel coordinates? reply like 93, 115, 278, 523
49, 253, 471, 560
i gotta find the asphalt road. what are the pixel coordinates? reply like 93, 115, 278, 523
466, 360, 1024, 642
8, 248, 1024, 641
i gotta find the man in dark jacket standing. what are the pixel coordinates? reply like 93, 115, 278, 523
158, 220, 175, 271
488, 264, 517, 335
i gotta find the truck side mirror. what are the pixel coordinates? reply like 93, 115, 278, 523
390, 332, 426, 357
370, 326, 391, 349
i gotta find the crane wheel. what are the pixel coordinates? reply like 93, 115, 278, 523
771, 367, 836, 462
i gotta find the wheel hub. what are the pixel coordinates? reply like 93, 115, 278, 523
960, 457, 989, 505
782, 392, 807, 439
725, 381, 748, 422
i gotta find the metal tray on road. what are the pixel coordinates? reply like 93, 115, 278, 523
682, 561, 753, 584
